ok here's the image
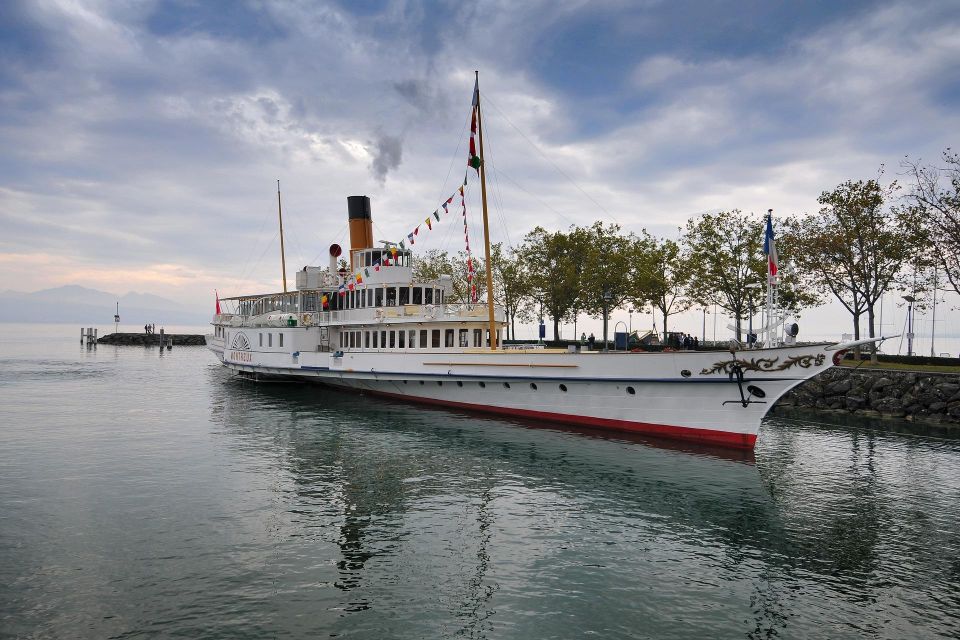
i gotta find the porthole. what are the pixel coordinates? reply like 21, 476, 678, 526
479, 381, 486, 388
419, 380, 425, 385
626, 386, 636, 395
747, 385, 766, 398
403, 380, 408, 384
456, 381, 463, 387
530, 383, 538, 390
681, 369, 691, 378
559, 384, 567, 392
503, 382, 511, 389
437, 381, 443, 386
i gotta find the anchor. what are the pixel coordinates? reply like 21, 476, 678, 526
722, 362, 767, 408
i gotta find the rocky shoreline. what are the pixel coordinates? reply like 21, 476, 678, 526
772, 366, 960, 432
98, 333, 206, 346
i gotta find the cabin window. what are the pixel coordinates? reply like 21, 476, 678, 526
399, 287, 409, 306
303, 293, 317, 312
389, 331, 396, 348
398, 331, 405, 348
381, 330, 387, 348
364, 331, 370, 348
473, 329, 482, 347
459, 329, 469, 347
348, 332, 354, 349
386, 287, 397, 306
445, 329, 454, 348
420, 329, 428, 348
259, 333, 263, 347
424, 288, 433, 304
269, 333, 273, 347
375, 287, 384, 307
279, 333, 284, 348
373, 331, 378, 348
413, 287, 422, 304
432, 329, 441, 348
408, 330, 416, 348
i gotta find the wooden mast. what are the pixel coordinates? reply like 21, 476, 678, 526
277, 179, 288, 293
475, 71, 498, 350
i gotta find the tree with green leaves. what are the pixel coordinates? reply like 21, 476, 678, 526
520, 227, 582, 341
490, 243, 532, 340
628, 231, 690, 339
786, 177, 922, 360
684, 210, 767, 341
684, 210, 818, 342
572, 222, 637, 345
413, 248, 485, 303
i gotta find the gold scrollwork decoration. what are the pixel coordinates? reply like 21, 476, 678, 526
700, 353, 825, 376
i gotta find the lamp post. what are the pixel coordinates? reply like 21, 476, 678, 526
702, 307, 709, 343
903, 295, 915, 356
628, 308, 633, 334
602, 288, 612, 352
745, 283, 764, 347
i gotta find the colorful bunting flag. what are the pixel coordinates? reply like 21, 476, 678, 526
433, 210, 440, 221
425, 217, 432, 230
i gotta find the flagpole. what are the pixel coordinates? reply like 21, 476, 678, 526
765, 209, 774, 346
475, 71, 498, 350
277, 179, 288, 293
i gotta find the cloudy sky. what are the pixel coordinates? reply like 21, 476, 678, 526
2, 0, 958, 340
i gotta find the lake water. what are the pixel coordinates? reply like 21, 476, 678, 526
1, 325, 958, 639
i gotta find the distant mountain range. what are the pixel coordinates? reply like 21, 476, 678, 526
0, 285, 209, 325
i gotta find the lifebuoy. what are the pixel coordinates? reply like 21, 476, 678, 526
300, 313, 312, 326
424, 304, 437, 318
375, 308, 385, 322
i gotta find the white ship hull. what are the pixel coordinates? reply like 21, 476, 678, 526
209, 329, 839, 449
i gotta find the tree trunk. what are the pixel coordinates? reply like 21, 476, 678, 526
553, 317, 560, 342
852, 312, 862, 360
867, 304, 878, 363
662, 312, 668, 343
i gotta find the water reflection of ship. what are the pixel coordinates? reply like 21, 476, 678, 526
208, 373, 959, 636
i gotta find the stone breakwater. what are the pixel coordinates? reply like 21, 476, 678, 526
773, 367, 960, 427
98, 333, 206, 346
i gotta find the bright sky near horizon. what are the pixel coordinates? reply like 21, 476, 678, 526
2, 0, 959, 344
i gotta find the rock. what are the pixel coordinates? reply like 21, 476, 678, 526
935, 383, 960, 397
825, 379, 853, 395
872, 376, 893, 390
929, 402, 947, 413
845, 396, 866, 410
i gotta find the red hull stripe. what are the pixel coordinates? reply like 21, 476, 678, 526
351, 386, 758, 450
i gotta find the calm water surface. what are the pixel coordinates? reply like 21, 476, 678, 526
1, 325, 958, 639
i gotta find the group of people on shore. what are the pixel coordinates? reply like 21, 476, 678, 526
667, 332, 699, 350
143, 324, 157, 335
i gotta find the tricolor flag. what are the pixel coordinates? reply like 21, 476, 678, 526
468, 76, 481, 173
764, 210, 778, 280
321, 294, 329, 308
407, 232, 415, 245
